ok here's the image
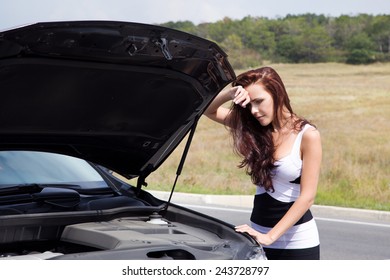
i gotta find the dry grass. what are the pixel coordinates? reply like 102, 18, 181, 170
274, 63, 390, 210
135, 63, 390, 211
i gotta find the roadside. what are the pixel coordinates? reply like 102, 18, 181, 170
149, 190, 390, 225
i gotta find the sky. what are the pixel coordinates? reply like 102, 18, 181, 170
1, 0, 390, 30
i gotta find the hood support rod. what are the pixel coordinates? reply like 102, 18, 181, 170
161, 116, 199, 216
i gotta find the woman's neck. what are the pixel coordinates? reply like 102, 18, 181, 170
272, 112, 296, 133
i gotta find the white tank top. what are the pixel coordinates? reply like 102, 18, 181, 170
251, 124, 320, 249
255, 124, 313, 202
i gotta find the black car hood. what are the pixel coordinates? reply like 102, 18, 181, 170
0, 21, 235, 179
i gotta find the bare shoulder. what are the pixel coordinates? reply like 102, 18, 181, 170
303, 126, 321, 140
301, 126, 321, 151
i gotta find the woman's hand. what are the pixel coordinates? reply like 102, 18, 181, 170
230, 86, 250, 108
235, 224, 274, 246
204, 85, 250, 125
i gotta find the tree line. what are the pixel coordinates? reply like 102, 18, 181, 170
161, 14, 390, 69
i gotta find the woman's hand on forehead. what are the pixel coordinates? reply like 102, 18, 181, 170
232, 85, 251, 108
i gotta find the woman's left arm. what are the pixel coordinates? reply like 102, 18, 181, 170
236, 128, 322, 246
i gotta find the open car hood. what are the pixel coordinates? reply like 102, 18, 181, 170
0, 21, 235, 180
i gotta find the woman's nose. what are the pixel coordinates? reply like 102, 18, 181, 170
250, 104, 258, 114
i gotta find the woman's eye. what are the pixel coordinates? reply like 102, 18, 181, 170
253, 99, 263, 105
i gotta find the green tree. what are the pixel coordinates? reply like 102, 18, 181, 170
345, 33, 376, 64
332, 14, 374, 49
369, 15, 390, 60
161, 21, 197, 35
220, 33, 262, 69
275, 23, 334, 62
346, 49, 375, 64
160, 14, 390, 65
207, 17, 237, 43
238, 16, 276, 59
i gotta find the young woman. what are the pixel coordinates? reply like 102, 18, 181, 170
204, 67, 322, 260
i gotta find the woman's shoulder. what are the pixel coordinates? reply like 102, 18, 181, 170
297, 121, 318, 134
301, 124, 321, 151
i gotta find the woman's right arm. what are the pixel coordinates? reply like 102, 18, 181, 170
204, 85, 250, 125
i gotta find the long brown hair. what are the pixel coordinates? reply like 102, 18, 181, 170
229, 67, 310, 192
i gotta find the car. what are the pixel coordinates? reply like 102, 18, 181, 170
0, 20, 266, 260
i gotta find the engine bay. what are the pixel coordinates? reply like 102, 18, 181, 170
0, 210, 255, 260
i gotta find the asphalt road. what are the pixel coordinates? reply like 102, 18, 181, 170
181, 203, 390, 260
151, 191, 390, 260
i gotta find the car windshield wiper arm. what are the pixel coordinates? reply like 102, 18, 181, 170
0, 183, 116, 196
0, 183, 81, 196
0, 183, 43, 195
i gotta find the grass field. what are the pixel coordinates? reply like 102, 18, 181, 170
132, 63, 390, 211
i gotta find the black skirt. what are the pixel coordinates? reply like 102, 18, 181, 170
264, 245, 320, 260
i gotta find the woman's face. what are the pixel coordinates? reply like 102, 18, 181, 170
246, 83, 274, 126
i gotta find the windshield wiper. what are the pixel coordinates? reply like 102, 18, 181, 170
0, 184, 82, 208
0, 183, 116, 196
0, 183, 81, 196
0, 183, 43, 195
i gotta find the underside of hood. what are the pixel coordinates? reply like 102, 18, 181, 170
0, 21, 235, 179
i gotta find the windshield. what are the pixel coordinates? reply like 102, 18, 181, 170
0, 151, 108, 188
